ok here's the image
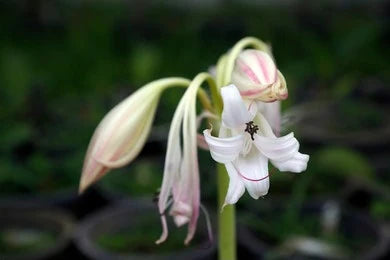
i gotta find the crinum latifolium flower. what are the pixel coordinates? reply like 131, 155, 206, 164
203, 85, 309, 206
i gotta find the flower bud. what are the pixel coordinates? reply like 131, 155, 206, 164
231, 49, 288, 102
170, 201, 192, 227
79, 79, 188, 193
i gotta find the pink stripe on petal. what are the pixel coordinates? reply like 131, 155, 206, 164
255, 52, 270, 83
185, 156, 200, 245
197, 134, 209, 150
239, 87, 266, 97
279, 92, 288, 99
238, 59, 260, 84
238, 171, 269, 182
234, 164, 270, 182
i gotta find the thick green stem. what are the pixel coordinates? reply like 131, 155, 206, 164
217, 163, 236, 260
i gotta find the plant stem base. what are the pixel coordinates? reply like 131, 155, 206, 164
217, 163, 236, 260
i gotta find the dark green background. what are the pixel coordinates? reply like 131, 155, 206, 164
0, 0, 389, 258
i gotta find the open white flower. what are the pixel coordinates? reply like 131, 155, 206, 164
203, 85, 309, 206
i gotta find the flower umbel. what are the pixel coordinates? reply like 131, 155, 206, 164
203, 85, 309, 206
78, 36, 310, 258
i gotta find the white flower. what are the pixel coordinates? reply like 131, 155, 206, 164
203, 85, 309, 206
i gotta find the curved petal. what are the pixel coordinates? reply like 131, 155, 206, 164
253, 133, 299, 162
93, 104, 158, 168
203, 129, 244, 163
271, 70, 288, 100
231, 50, 278, 100
257, 101, 281, 136
224, 163, 246, 205
272, 152, 309, 173
221, 84, 254, 128
170, 201, 192, 227
254, 113, 309, 172
155, 215, 168, 244
233, 149, 270, 199
158, 90, 187, 237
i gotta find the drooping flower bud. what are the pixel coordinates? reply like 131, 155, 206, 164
170, 200, 192, 227
79, 78, 189, 193
231, 49, 288, 102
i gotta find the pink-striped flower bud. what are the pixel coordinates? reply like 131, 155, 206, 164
79, 86, 161, 193
79, 78, 189, 193
231, 49, 288, 102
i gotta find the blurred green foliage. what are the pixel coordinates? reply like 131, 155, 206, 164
0, 2, 388, 258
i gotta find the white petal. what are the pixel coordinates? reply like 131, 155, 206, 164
256, 112, 277, 137
224, 163, 246, 205
203, 129, 244, 163
254, 113, 309, 172
272, 152, 310, 173
221, 84, 254, 128
158, 95, 185, 216
253, 133, 299, 162
233, 149, 270, 199
170, 201, 192, 227
244, 99, 259, 117
257, 101, 281, 136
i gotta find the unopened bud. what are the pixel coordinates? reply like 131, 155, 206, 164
231, 49, 288, 102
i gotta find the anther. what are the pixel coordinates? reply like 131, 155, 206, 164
244, 121, 259, 140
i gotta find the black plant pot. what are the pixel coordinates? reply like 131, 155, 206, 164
0, 204, 74, 260
74, 198, 216, 260
238, 199, 389, 259
0, 187, 109, 219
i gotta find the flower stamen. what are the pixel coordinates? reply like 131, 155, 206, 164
244, 121, 259, 140
199, 203, 214, 247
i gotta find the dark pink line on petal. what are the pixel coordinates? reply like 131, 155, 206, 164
233, 164, 270, 182
240, 87, 266, 97
238, 59, 260, 84
255, 52, 269, 83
